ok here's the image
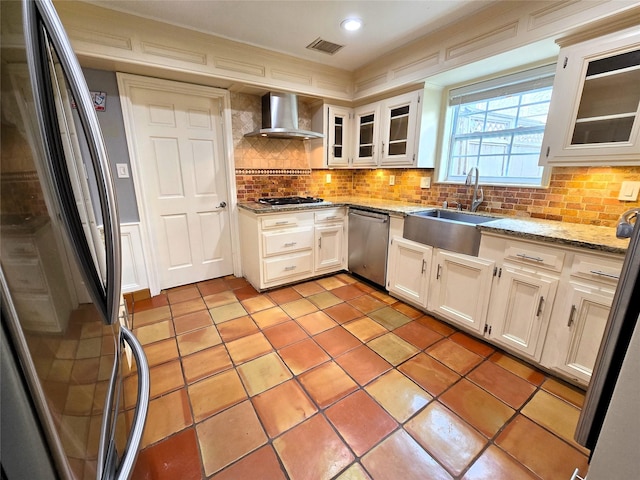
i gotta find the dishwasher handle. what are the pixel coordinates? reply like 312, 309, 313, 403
349, 209, 389, 222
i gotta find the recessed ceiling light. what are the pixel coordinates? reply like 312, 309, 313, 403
341, 18, 362, 32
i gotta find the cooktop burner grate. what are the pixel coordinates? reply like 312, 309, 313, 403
258, 196, 324, 206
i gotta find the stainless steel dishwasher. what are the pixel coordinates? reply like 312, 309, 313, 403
348, 208, 390, 287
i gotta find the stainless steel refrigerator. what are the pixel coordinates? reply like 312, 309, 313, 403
575, 208, 640, 453
1, 1, 149, 478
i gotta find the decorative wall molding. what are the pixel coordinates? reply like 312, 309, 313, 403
141, 41, 207, 65
68, 28, 132, 51
445, 22, 519, 61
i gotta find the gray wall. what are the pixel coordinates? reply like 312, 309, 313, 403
82, 68, 139, 223
586, 313, 640, 479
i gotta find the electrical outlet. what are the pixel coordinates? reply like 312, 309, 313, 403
325, 173, 331, 184
389, 175, 395, 186
420, 176, 431, 189
116, 163, 130, 178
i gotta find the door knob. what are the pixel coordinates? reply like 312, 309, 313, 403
217, 201, 227, 208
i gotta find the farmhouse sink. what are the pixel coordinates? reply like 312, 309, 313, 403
403, 209, 499, 256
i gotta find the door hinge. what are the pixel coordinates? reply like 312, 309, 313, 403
412, 153, 416, 162
563, 56, 568, 69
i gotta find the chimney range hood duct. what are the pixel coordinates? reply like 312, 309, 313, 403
245, 92, 324, 140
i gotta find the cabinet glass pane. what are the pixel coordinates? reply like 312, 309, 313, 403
359, 145, 373, 157
572, 116, 635, 144
571, 49, 640, 145
359, 123, 374, 145
388, 141, 407, 155
334, 124, 343, 146
389, 116, 408, 142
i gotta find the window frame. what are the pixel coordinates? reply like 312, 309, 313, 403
437, 64, 556, 188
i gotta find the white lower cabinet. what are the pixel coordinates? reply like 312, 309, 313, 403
428, 249, 494, 333
544, 282, 614, 384
387, 236, 432, 307
487, 265, 558, 361
239, 207, 346, 290
315, 224, 344, 272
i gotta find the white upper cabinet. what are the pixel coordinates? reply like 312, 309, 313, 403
326, 105, 353, 167
540, 26, 640, 166
379, 90, 421, 166
315, 89, 429, 169
353, 103, 381, 167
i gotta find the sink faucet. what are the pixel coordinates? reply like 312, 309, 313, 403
465, 167, 484, 212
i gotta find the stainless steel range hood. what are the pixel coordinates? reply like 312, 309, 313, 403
245, 92, 324, 140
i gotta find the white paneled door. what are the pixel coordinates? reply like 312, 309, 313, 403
119, 74, 233, 291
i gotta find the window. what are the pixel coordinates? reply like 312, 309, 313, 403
443, 64, 555, 186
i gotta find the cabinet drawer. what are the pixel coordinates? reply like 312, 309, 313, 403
1, 238, 37, 258
262, 227, 313, 256
3, 259, 47, 293
261, 213, 312, 229
12, 293, 62, 333
315, 208, 345, 223
263, 251, 313, 283
504, 241, 565, 272
571, 254, 623, 285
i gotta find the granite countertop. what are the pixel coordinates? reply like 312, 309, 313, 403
478, 217, 629, 255
237, 197, 629, 254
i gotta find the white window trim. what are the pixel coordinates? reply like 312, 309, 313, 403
436, 64, 556, 188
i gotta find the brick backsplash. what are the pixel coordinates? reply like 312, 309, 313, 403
235, 166, 640, 228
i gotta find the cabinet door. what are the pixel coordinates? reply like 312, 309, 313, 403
326, 105, 352, 167
554, 283, 613, 383
387, 237, 431, 307
541, 27, 640, 165
315, 224, 344, 272
428, 250, 494, 333
488, 266, 558, 360
379, 90, 420, 166
353, 103, 380, 166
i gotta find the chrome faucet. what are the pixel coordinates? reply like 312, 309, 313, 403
465, 167, 484, 212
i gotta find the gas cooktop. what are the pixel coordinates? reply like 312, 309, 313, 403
258, 196, 324, 206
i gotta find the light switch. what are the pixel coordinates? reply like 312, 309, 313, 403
420, 176, 431, 189
389, 175, 395, 186
618, 181, 640, 201
325, 173, 331, 184
116, 163, 130, 178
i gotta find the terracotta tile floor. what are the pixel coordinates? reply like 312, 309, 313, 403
127, 273, 590, 480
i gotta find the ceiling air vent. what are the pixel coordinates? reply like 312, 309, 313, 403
306, 38, 344, 55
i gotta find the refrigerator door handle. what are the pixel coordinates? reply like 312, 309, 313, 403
115, 327, 150, 480
29, 0, 122, 324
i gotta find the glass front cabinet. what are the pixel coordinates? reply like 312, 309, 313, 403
540, 26, 640, 166
318, 88, 425, 168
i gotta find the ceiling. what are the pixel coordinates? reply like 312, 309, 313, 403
84, 1, 497, 71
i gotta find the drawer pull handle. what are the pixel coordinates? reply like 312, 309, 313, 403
436, 264, 442, 280
283, 242, 297, 247
318, 238, 322, 249
536, 296, 545, 317
421, 259, 426, 274
568, 304, 577, 327
516, 253, 544, 262
589, 270, 620, 280
275, 221, 290, 225
284, 266, 297, 271
325, 215, 337, 220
